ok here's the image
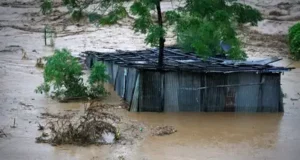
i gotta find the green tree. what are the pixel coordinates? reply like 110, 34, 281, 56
41, 0, 262, 62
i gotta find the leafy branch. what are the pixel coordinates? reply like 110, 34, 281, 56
41, 0, 263, 61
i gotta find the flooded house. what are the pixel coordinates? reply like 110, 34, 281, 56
84, 47, 293, 112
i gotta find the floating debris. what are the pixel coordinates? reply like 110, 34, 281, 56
21, 49, 29, 60
0, 128, 7, 138
19, 102, 33, 107
40, 112, 73, 119
38, 123, 44, 131
291, 98, 299, 101
36, 106, 120, 146
152, 126, 177, 136
35, 58, 44, 68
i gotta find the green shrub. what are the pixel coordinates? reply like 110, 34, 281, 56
288, 23, 300, 60
88, 62, 110, 98
40, 0, 53, 15
290, 33, 300, 60
289, 23, 300, 42
36, 49, 87, 99
36, 49, 110, 101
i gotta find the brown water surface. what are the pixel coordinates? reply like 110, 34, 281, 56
1, 0, 300, 159
125, 62, 300, 160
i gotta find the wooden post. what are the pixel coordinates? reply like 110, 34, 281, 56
44, 26, 47, 46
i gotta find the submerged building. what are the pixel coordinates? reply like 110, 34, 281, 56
84, 47, 293, 112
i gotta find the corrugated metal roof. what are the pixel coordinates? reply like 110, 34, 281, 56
83, 47, 294, 73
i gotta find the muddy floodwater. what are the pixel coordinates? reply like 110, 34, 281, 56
1, 0, 300, 160
1, 53, 300, 160
127, 61, 300, 160
1, 60, 300, 160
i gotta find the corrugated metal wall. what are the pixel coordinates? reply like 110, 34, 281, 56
144, 71, 227, 112
115, 66, 125, 98
112, 64, 118, 85
261, 73, 281, 112
102, 61, 139, 111
164, 72, 179, 112
125, 68, 138, 102
178, 72, 202, 111
98, 61, 282, 112
139, 71, 162, 112
138, 71, 281, 112
204, 74, 226, 112
130, 74, 140, 112
232, 73, 260, 112
104, 61, 114, 84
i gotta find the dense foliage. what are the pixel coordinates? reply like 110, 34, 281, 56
170, 0, 262, 59
174, 11, 246, 59
41, 0, 262, 60
36, 49, 87, 98
88, 62, 110, 98
36, 49, 109, 100
289, 23, 300, 60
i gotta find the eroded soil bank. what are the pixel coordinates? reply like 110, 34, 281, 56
1, 0, 300, 160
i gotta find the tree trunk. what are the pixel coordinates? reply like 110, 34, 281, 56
156, 1, 165, 111
156, 1, 165, 69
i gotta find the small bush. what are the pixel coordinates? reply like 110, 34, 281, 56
88, 62, 110, 98
36, 49, 110, 101
35, 49, 87, 99
288, 23, 300, 60
41, 0, 53, 15
290, 33, 300, 60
